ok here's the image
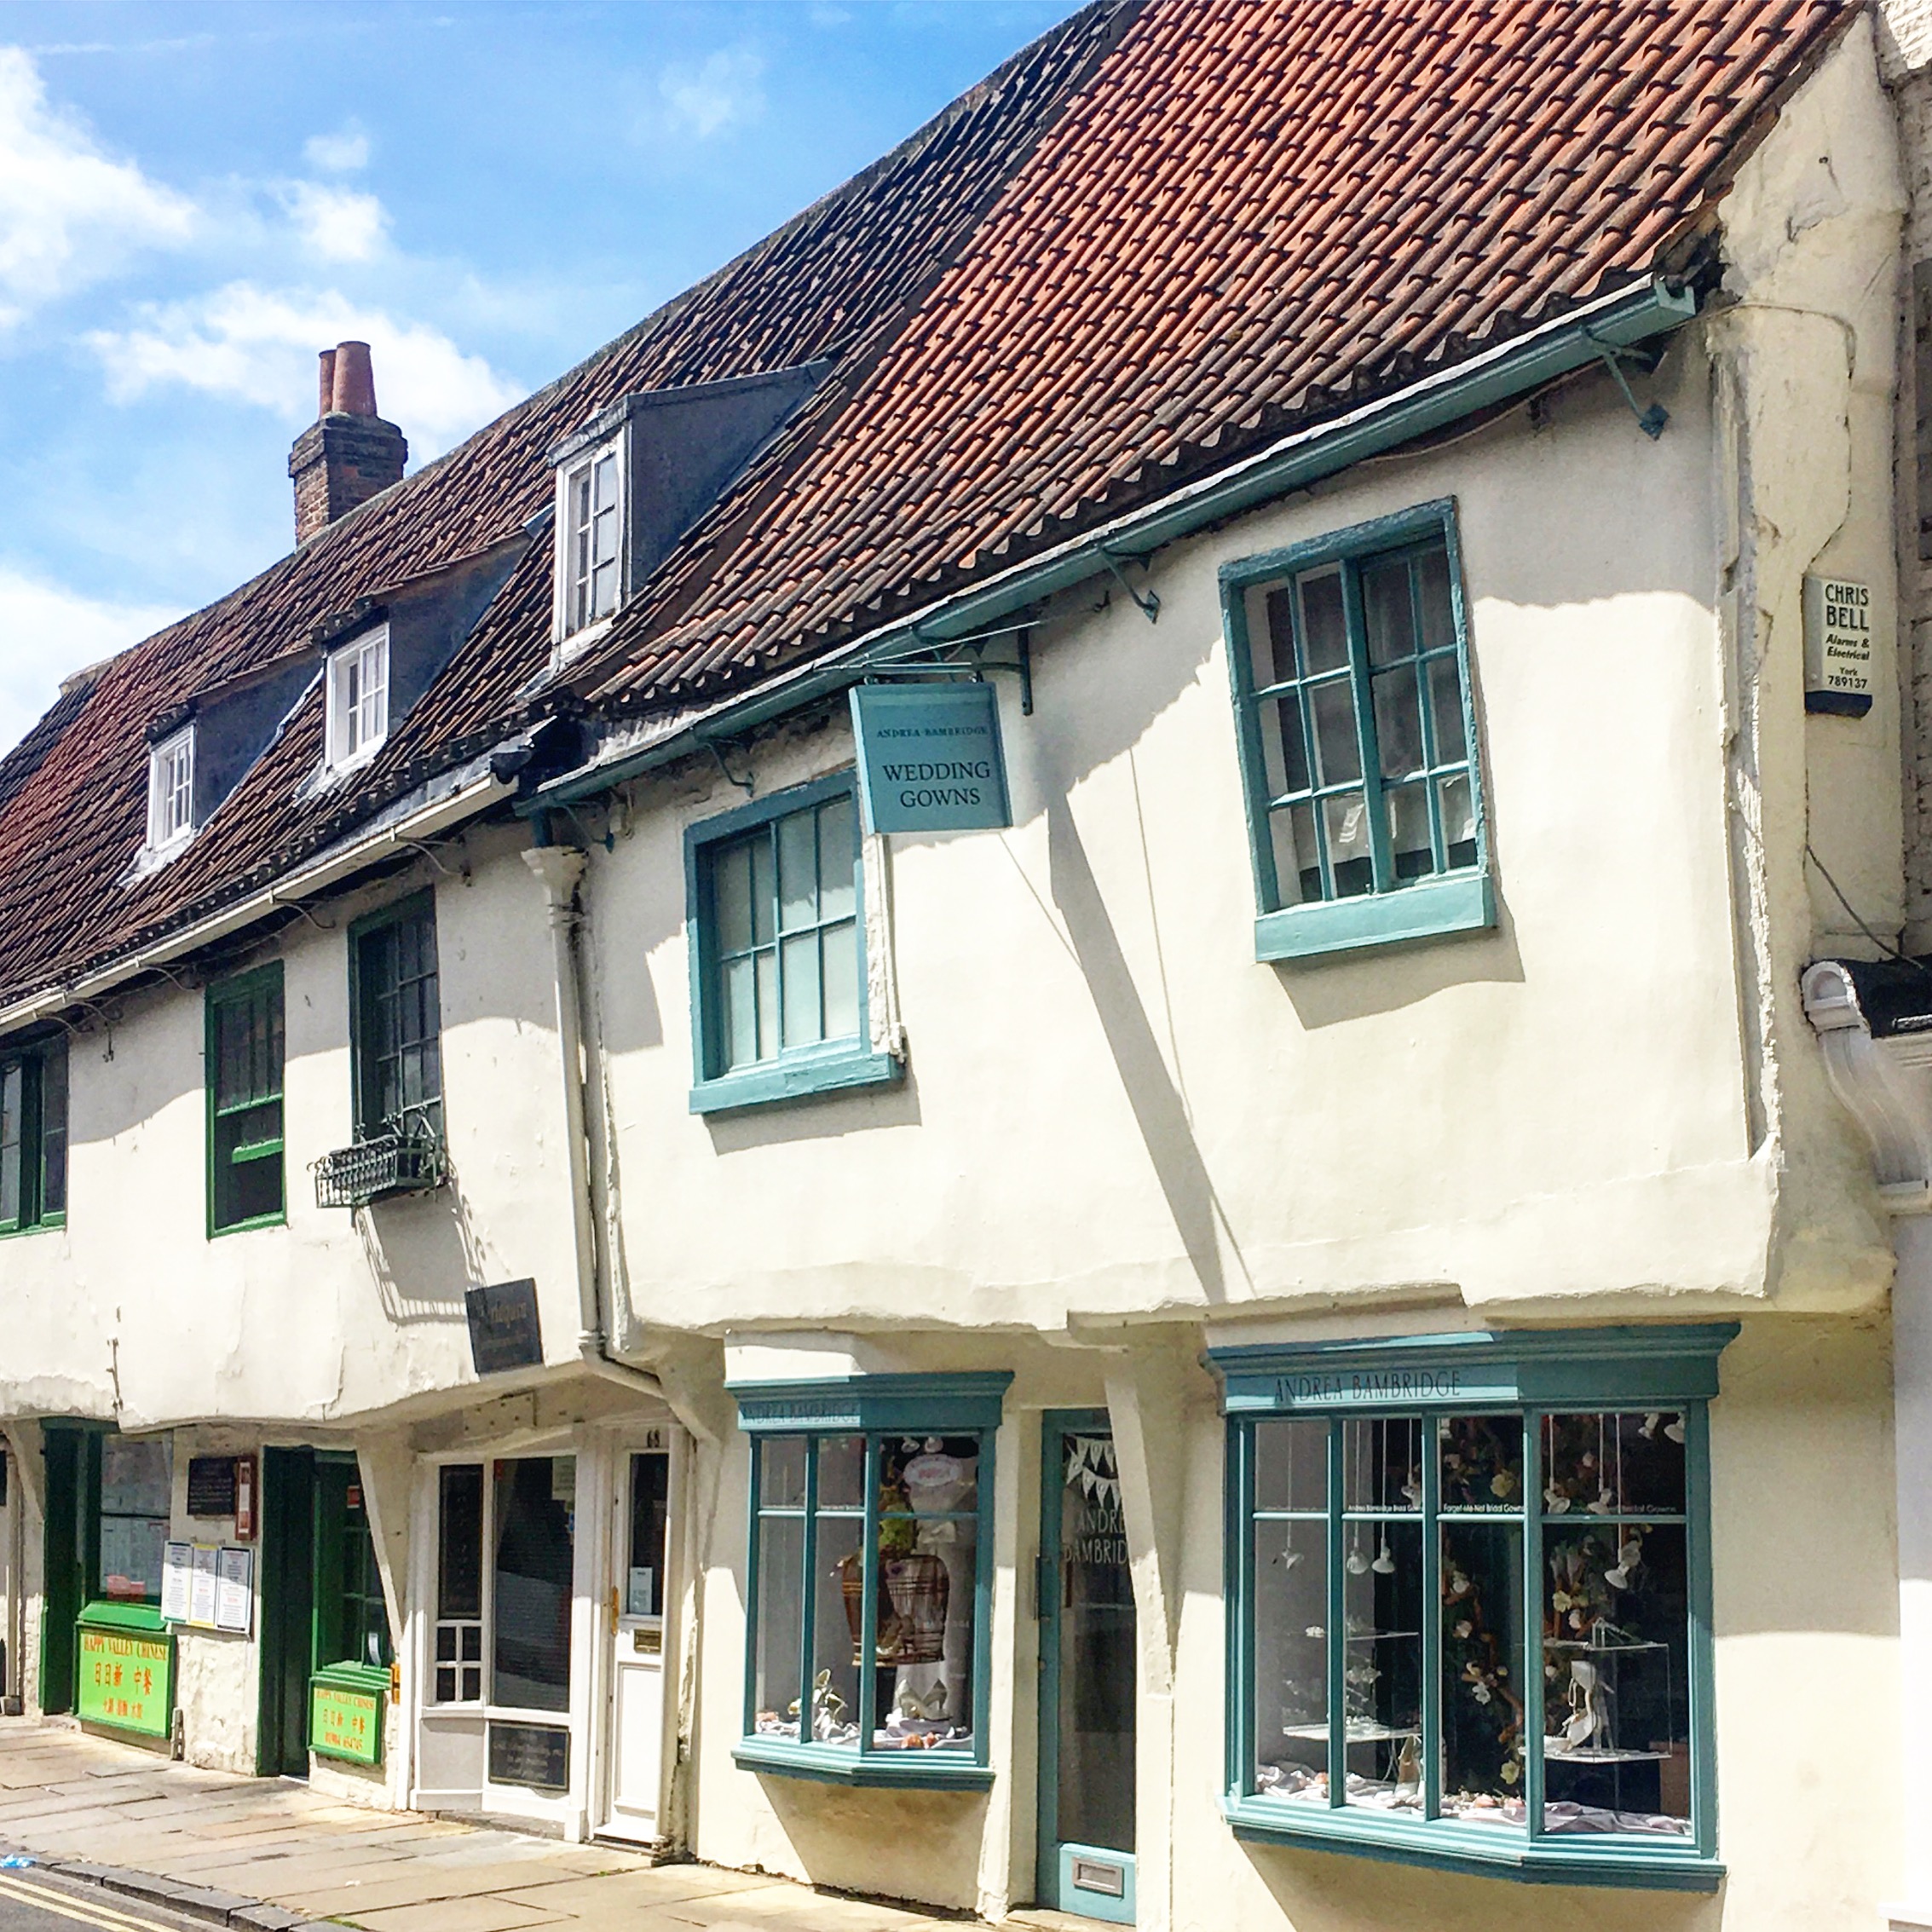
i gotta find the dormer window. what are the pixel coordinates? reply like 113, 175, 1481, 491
326, 626, 389, 771
559, 441, 622, 639
146, 726, 195, 852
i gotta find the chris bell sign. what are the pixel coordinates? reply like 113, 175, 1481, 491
850, 683, 1012, 835
1804, 574, 1875, 716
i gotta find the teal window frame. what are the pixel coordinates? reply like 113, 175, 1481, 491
312, 1454, 391, 1675
1220, 499, 1494, 962
205, 964, 285, 1237
685, 771, 901, 1116
1211, 1326, 1733, 1891
729, 1372, 1010, 1789
0, 1035, 67, 1236
349, 890, 444, 1141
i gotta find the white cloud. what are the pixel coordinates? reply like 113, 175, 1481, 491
85, 282, 524, 457
303, 126, 369, 172
279, 181, 388, 262
0, 565, 178, 758
0, 46, 196, 325
656, 46, 766, 141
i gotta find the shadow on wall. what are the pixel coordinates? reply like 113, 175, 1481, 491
751, 1775, 991, 1914
1239, 1840, 1722, 1932
355, 1177, 492, 1327
1046, 791, 1249, 1306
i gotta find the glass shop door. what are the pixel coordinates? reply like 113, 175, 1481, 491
598, 1436, 673, 1843
1038, 1413, 1136, 1923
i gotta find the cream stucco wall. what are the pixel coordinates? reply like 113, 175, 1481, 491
0, 822, 586, 1435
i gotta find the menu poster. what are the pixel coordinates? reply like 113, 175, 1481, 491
159, 1543, 193, 1623
215, 1548, 252, 1634
188, 1545, 219, 1628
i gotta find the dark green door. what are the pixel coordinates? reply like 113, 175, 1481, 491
38, 1427, 85, 1715
257, 1448, 315, 1776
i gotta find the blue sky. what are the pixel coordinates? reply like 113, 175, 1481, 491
0, 0, 1075, 753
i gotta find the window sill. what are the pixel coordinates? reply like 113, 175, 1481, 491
733, 1738, 993, 1791
209, 1210, 288, 1240
690, 1043, 903, 1116
0, 1215, 63, 1240
1224, 1796, 1720, 1892
1254, 868, 1493, 963
78, 1601, 168, 1635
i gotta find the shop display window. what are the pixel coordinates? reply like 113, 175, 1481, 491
731, 1373, 1008, 1785
1212, 1328, 1732, 1891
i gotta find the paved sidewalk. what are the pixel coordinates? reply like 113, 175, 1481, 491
0, 1722, 946, 1932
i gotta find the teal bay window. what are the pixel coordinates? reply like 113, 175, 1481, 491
1221, 500, 1493, 961
730, 1374, 1007, 1787
686, 772, 901, 1113
0, 1036, 66, 1234
206, 965, 285, 1235
1212, 1327, 1733, 1890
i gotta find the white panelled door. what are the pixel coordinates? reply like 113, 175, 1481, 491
599, 1433, 674, 1843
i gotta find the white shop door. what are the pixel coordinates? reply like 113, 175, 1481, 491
600, 1440, 672, 1843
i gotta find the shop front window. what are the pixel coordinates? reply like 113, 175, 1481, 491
732, 1374, 1008, 1785
493, 1456, 575, 1713
314, 1460, 389, 1673
98, 1436, 170, 1604
1214, 1329, 1730, 1891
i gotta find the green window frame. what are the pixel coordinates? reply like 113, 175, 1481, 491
1221, 499, 1494, 962
313, 1456, 390, 1675
349, 891, 443, 1140
206, 965, 285, 1237
1211, 1326, 1733, 1892
0, 1035, 67, 1235
685, 771, 901, 1115
730, 1373, 1009, 1789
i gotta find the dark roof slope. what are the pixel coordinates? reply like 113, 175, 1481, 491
0, 0, 1855, 1017
0, 0, 1127, 1013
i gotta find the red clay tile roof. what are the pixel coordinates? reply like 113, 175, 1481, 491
0, 0, 1856, 1016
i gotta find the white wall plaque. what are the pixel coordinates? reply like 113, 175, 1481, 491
1804, 574, 1875, 715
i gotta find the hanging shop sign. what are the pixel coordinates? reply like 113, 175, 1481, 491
465, 1277, 543, 1375
1804, 574, 1875, 716
850, 682, 1012, 834
310, 1670, 384, 1767
76, 1618, 173, 1739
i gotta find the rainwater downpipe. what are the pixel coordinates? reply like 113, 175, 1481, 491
522, 839, 662, 1403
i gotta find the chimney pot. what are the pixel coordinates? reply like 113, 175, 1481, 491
331, 340, 378, 418
316, 349, 337, 420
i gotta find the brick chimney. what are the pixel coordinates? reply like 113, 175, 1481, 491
287, 341, 407, 543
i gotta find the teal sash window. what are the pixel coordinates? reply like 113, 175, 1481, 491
730, 1374, 1007, 1787
1212, 1327, 1732, 1890
1221, 500, 1495, 960
685, 773, 901, 1115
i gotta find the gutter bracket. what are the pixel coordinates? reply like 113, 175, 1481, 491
1583, 330, 1669, 440
1097, 547, 1161, 622
699, 735, 755, 799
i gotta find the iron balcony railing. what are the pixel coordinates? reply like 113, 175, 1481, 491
312, 1108, 447, 1209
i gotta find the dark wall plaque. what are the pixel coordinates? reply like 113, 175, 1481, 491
186, 1456, 237, 1519
487, 1721, 569, 1792
465, 1278, 543, 1375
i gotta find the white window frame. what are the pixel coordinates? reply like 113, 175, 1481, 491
146, 726, 195, 853
325, 625, 389, 773
553, 435, 625, 649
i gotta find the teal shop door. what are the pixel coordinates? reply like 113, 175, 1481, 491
257, 1448, 315, 1777
1037, 1414, 1136, 1923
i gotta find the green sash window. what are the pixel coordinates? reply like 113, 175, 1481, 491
206, 966, 285, 1235
0, 1037, 66, 1235
350, 891, 442, 1139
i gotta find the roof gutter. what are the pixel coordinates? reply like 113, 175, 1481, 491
534, 273, 1696, 808
0, 769, 511, 1040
